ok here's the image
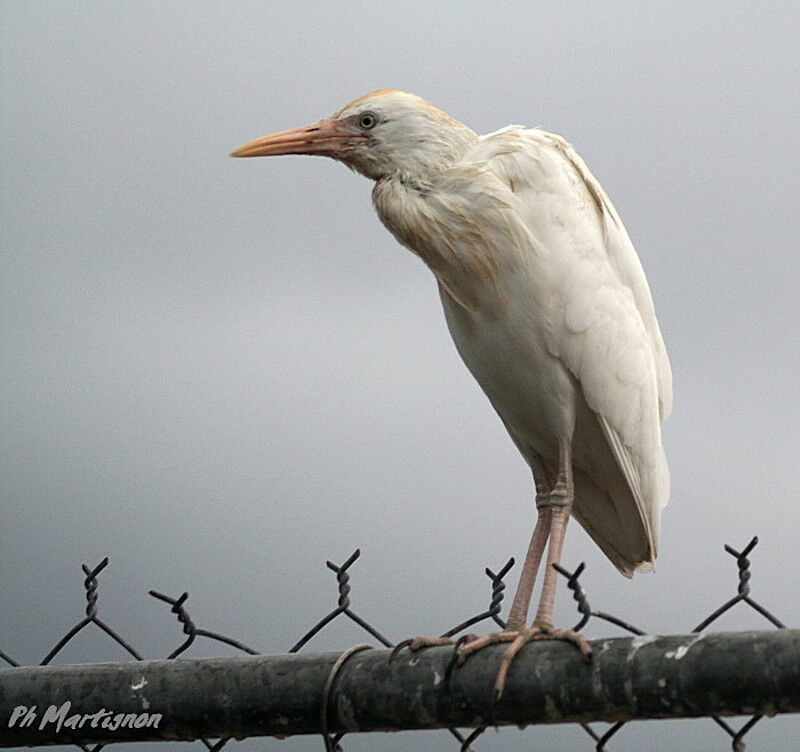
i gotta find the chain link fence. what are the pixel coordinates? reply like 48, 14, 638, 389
1, 536, 796, 752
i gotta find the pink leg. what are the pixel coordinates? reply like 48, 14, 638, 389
407, 457, 551, 663
505, 453, 552, 631
524, 440, 591, 665
533, 441, 574, 629
456, 441, 591, 700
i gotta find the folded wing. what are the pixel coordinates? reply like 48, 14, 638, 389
474, 128, 672, 573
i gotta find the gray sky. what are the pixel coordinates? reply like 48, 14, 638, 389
2, 1, 798, 750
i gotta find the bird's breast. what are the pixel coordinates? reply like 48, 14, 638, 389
438, 282, 579, 460
373, 174, 578, 454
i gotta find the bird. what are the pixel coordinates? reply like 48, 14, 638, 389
231, 89, 672, 696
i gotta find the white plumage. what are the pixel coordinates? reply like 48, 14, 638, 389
232, 89, 671, 675
372, 119, 671, 576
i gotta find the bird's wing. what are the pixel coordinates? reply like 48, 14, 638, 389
476, 127, 672, 416
468, 128, 672, 565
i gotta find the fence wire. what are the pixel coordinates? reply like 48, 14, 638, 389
0, 535, 793, 752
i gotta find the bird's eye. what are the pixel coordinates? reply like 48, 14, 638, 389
357, 112, 378, 130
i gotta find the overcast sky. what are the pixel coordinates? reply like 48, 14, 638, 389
2, 2, 799, 751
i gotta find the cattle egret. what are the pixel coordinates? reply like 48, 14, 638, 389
232, 90, 672, 695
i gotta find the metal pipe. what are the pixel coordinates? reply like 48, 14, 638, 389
1, 630, 798, 747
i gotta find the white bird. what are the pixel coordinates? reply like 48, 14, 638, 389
232, 89, 671, 694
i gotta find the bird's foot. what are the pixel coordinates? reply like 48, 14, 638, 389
389, 635, 467, 661
456, 623, 592, 700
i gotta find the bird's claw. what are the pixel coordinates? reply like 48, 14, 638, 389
452, 625, 593, 701
390, 625, 592, 701
454, 629, 520, 665
542, 626, 593, 664
388, 635, 455, 662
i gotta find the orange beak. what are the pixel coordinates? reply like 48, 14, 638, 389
230, 118, 358, 158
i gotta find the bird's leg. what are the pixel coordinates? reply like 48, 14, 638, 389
492, 441, 591, 694
532, 440, 574, 631
453, 455, 554, 661
457, 442, 591, 700
397, 457, 552, 663
505, 454, 552, 631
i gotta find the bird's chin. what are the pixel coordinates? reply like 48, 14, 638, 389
331, 151, 386, 181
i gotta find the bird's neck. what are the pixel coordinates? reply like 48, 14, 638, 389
372, 170, 509, 314
405, 127, 477, 184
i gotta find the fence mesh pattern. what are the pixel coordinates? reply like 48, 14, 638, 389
0, 536, 792, 752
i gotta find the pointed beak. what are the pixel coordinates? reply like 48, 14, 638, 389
230, 118, 358, 158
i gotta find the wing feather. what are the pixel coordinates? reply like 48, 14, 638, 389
472, 128, 672, 568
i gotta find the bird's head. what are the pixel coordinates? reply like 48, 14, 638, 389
231, 89, 477, 182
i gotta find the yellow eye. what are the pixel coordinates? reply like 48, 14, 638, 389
358, 112, 377, 130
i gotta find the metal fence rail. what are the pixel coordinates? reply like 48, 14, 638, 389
2, 629, 799, 748
0, 536, 796, 752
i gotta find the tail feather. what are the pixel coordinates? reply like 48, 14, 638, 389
571, 467, 656, 578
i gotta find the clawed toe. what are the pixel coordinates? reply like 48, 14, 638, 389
493, 627, 544, 699
389, 635, 455, 662
390, 624, 592, 704
492, 625, 593, 699
455, 629, 520, 665
543, 627, 593, 663
447, 625, 593, 701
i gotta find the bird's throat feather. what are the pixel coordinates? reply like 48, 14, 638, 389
372, 175, 516, 313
